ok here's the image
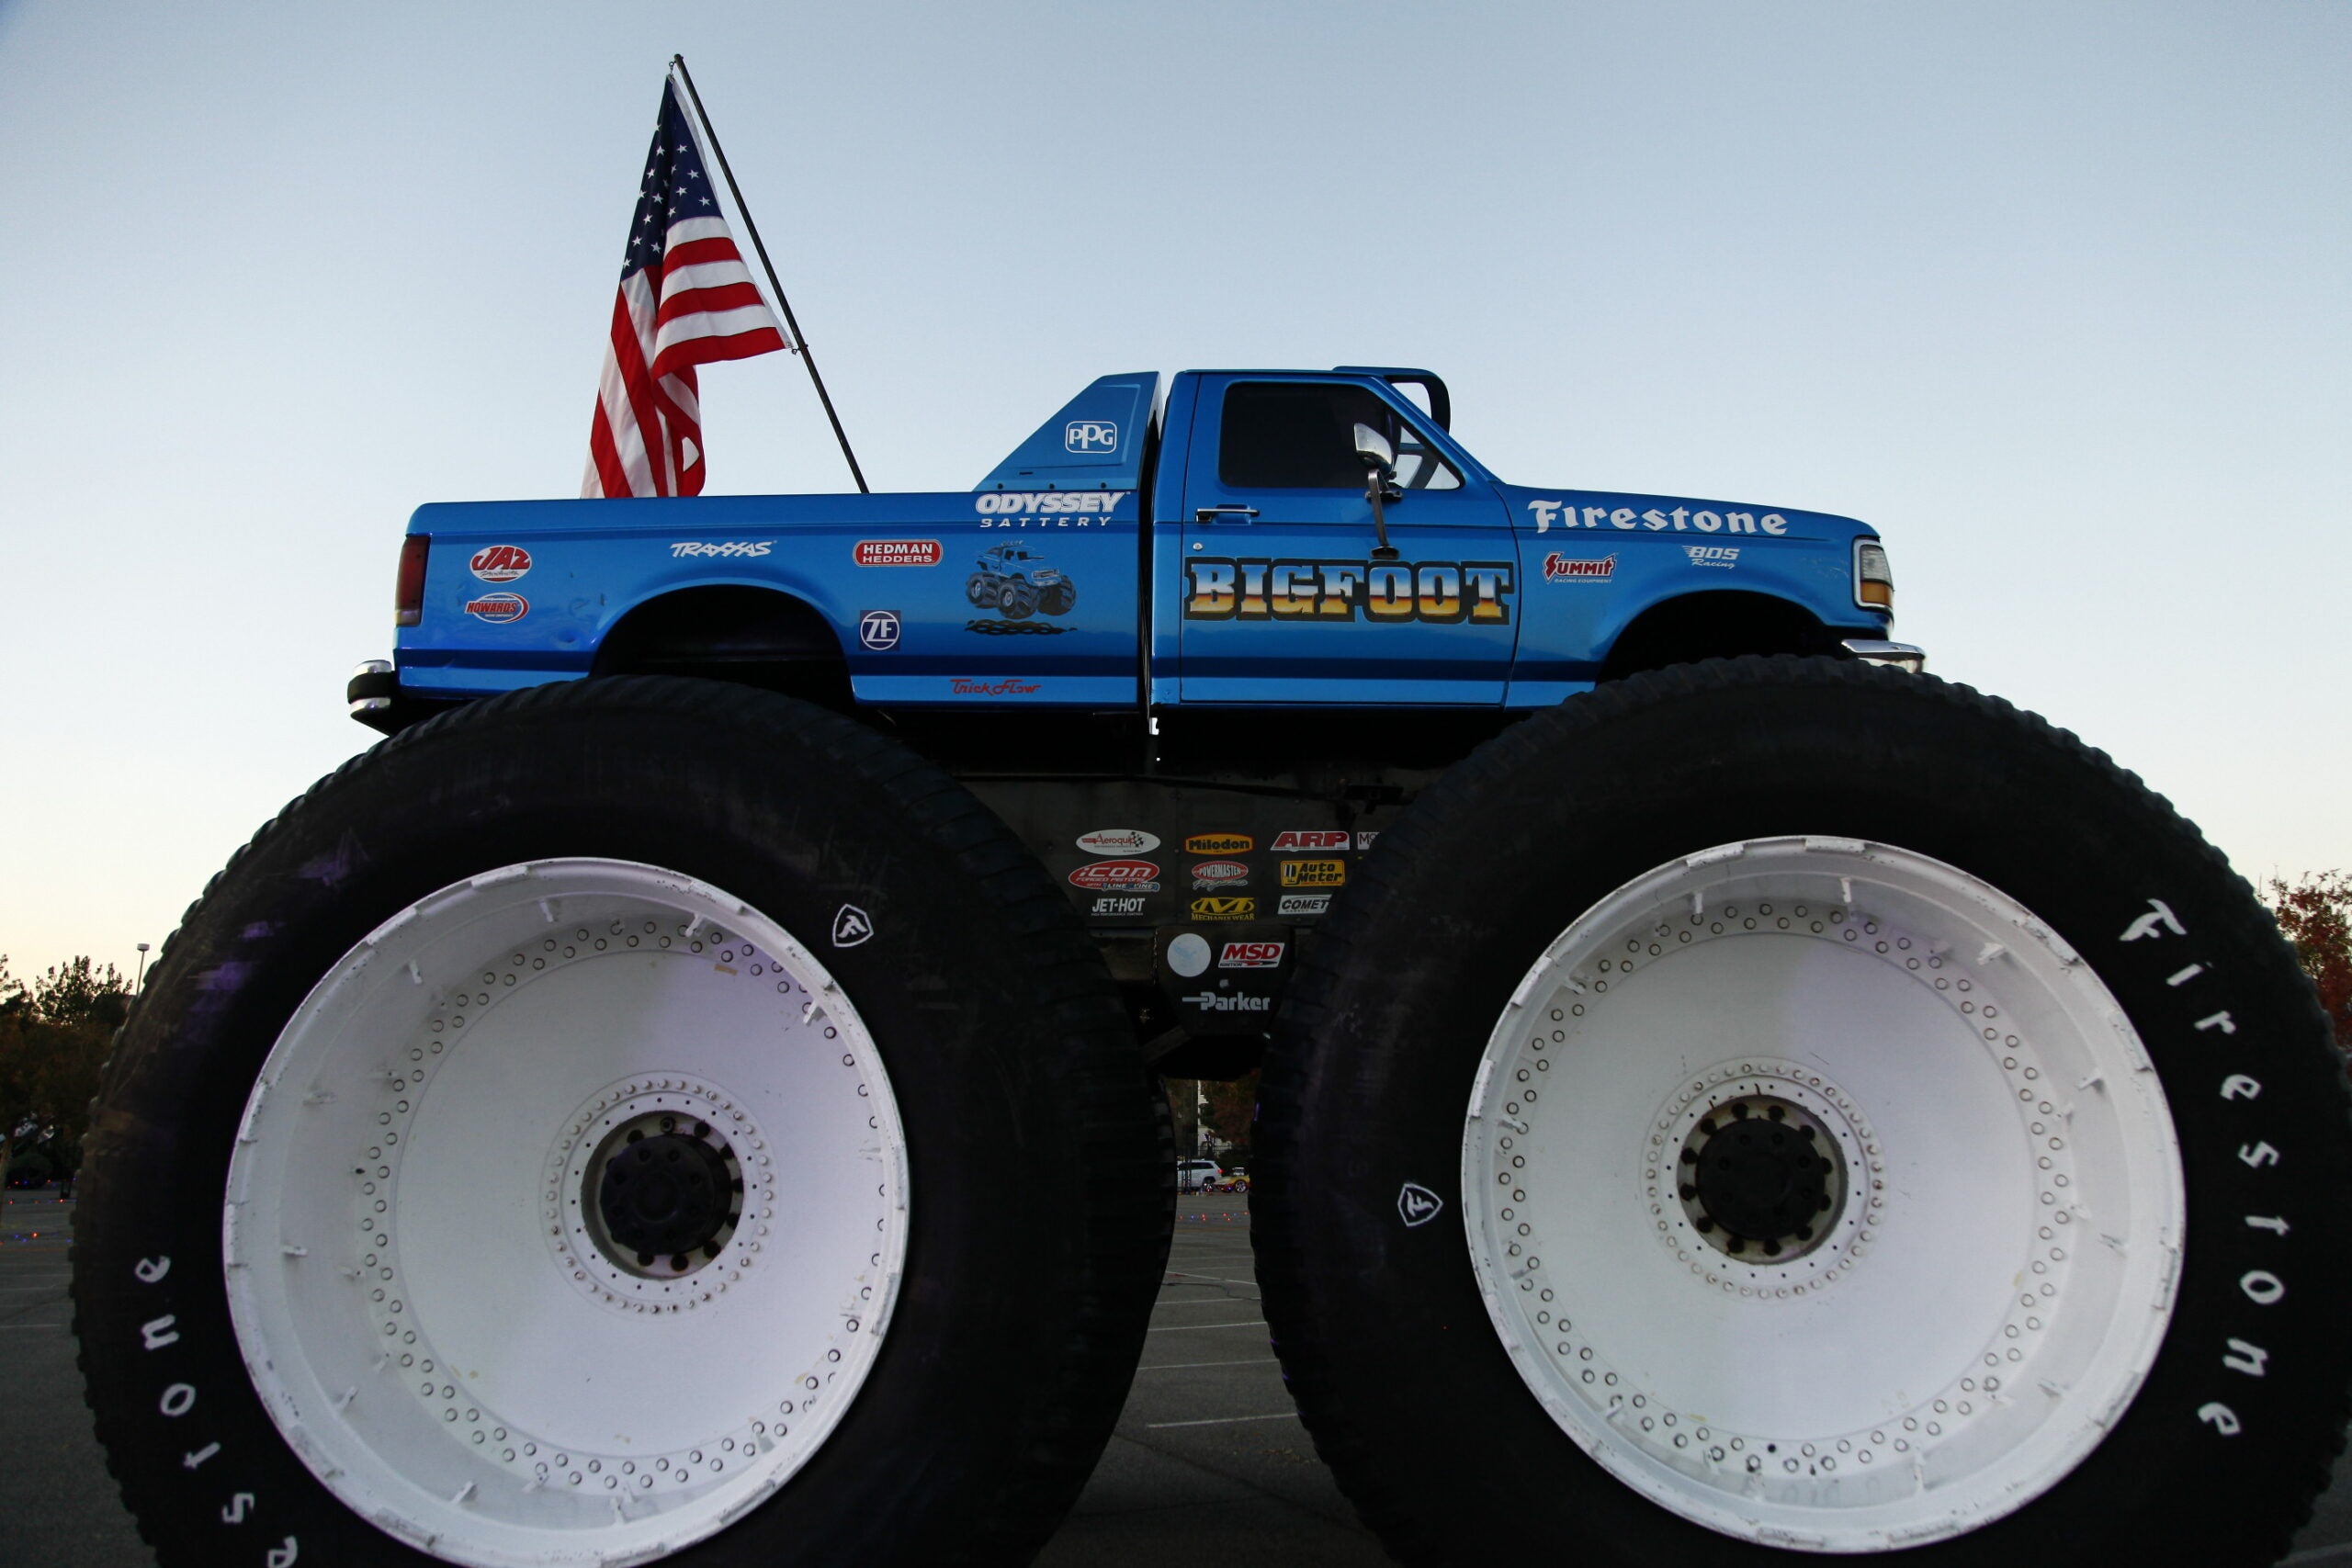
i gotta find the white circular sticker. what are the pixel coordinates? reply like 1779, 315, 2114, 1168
1165, 933, 1211, 978
1077, 828, 1160, 855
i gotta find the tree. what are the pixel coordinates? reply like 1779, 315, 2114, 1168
2266, 872, 2352, 1060
0, 956, 130, 1188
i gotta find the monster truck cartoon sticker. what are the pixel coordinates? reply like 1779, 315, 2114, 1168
966, 541, 1077, 630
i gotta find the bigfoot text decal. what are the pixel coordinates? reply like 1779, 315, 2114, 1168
1185, 558, 1512, 625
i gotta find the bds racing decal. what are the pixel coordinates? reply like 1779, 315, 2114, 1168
469, 545, 531, 582
854, 539, 942, 567
464, 592, 528, 624
1191, 897, 1258, 921
1069, 861, 1161, 893
1684, 544, 1739, 569
1187, 558, 1510, 625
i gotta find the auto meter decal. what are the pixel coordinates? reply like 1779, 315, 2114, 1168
469, 545, 532, 583
1271, 830, 1349, 852
1069, 861, 1161, 893
1185, 558, 1511, 625
464, 592, 528, 623
1218, 941, 1285, 969
1281, 860, 1347, 888
1190, 897, 1258, 921
854, 539, 943, 567
1076, 828, 1159, 855
1191, 861, 1250, 890
1184, 833, 1253, 855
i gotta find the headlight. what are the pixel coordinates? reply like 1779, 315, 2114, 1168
1854, 540, 1894, 612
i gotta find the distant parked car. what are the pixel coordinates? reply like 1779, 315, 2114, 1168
1211, 1168, 1250, 1194
1176, 1158, 1223, 1192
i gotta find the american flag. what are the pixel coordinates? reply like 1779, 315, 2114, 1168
582, 78, 786, 499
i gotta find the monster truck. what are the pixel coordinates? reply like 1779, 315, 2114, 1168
76, 367, 2347, 1568
967, 541, 1076, 620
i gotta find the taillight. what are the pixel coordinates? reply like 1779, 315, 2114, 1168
1855, 540, 1894, 612
395, 536, 430, 626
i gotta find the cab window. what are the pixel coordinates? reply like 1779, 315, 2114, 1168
1217, 381, 1460, 491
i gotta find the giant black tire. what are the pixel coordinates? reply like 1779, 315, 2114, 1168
74, 676, 1168, 1568
1256, 657, 2350, 1568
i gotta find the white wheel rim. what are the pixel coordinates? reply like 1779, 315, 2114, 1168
224, 860, 910, 1567
1462, 837, 2183, 1552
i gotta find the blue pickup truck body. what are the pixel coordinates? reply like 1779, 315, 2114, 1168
388, 368, 1894, 715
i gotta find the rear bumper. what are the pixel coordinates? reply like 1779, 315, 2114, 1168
1840, 639, 1927, 674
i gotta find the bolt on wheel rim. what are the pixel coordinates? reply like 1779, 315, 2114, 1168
1461, 837, 2183, 1552
223, 860, 910, 1567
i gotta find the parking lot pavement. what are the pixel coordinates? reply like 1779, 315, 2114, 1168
6, 1183, 2350, 1566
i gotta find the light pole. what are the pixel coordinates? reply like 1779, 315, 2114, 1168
134, 942, 150, 993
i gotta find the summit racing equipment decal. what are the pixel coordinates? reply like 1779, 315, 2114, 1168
469, 545, 532, 583
1185, 558, 1510, 624
854, 539, 942, 567
670, 540, 774, 558
1280, 860, 1347, 888
1191, 861, 1250, 890
1077, 829, 1159, 855
464, 592, 528, 623
1544, 552, 1615, 581
1185, 833, 1253, 854
1684, 544, 1740, 569
1271, 830, 1349, 852
1191, 897, 1258, 921
974, 491, 1128, 527
1522, 498, 1788, 536
1218, 941, 1285, 969
1069, 861, 1161, 893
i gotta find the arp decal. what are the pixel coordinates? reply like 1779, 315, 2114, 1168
1064, 420, 1119, 454
950, 677, 1042, 696
1184, 990, 1272, 1014
1184, 833, 1253, 855
1685, 544, 1740, 569
469, 544, 532, 583
1522, 499, 1789, 536
464, 592, 528, 623
1191, 861, 1250, 891
1278, 894, 1332, 916
1190, 897, 1259, 921
669, 540, 774, 558
1280, 860, 1347, 888
854, 539, 943, 567
1544, 552, 1615, 581
1069, 861, 1162, 893
1272, 830, 1350, 852
1077, 829, 1160, 855
858, 610, 902, 651
1186, 558, 1511, 625
974, 490, 1129, 525
1218, 941, 1286, 969
1091, 895, 1148, 917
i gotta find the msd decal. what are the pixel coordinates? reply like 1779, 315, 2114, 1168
1191, 861, 1250, 890
1186, 558, 1510, 625
1271, 830, 1349, 852
1544, 552, 1615, 581
1191, 897, 1258, 921
1069, 861, 1161, 893
1523, 499, 1789, 536
464, 592, 528, 624
1218, 941, 1286, 969
1184, 833, 1253, 854
1076, 829, 1159, 855
469, 545, 532, 583
1281, 860, 1347, 888
854, 539, 943, 567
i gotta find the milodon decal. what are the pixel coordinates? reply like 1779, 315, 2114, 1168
469, 544, 532, 582
1185, 558, 1512, 625
1522, 499, 1789, 536
854, 539, 943, 567
1191, 897, 1259, 921
1544, 552, 1615, 581
966, 542, 1076, 633
464, 592, 528, 623
1271, 830, 1349, 852
975, 490, 1129, 527
1077, 829, 1160, 855
670, 540, 774, 558
1069, 861, 1162, 893
1280, 859, 1347, 888
1185, 833, 1253, 854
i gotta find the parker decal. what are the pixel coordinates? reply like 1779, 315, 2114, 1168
854, 539, 943, 568
974, 490, 1129, 527
1684, 544, 1740, 569
1184, 990, 1272, 1014
1190, 897, 1259, 921
1186, 558, 1511, 625
670, 540, 774, 558
1077, 829, 1160, 855
469, 545, 532, 583
858, 610, 902, 651
1191, 861, 1250, 891
1281, 859, 1347, 888
464, 592, 528, 624
1218, 941, 1286, 969
1278, 894, 1332, 916
1184, 833, 1253, 855
1523, 499, 1789, 536
1069, 861, 1161, 893
1544, 552, 1615, 581
1271, 830, 1350, 852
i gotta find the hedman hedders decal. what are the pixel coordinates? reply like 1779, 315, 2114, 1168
1186, 559, 1512, 625
1524, 498, 1788, 536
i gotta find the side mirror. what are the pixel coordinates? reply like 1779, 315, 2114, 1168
1353, 423, 1402, 561
1352, 423, 1395, 472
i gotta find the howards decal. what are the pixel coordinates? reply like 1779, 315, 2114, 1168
1069, 861, 1161, 893
1077, 829, 1160, 855
1281, 860, 1346, 888
469, 545, 532, 583
1186, 558, 1511, 625
1185, 833, 1253, 854
1523, 499, 1789, 536
464, 592, 528, 623
854, 539, 943, 567
1191, 897, 1259, 921
670, 540, 774, 558
1544, 552, 1615, 581
858, 610, 901, 651
1272, 830, 1349, 852
1191, 861, 1250, 890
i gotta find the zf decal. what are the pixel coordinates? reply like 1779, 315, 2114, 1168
858, 610, 901, 650
1184, 833, 1252, 854
468, 544, 532, 582
1191, 897, 1258, 921
1280, 860, 1346, 888
1543, 552, 1614, 581
1272, 830, 1348, 852
463, 592, 527, 623
1069, 861, 1161, 893
1185, 558, 1511, 625
1218, 941, 1285, 969
854, 539, 942, 567
1523, 499, 1789, 536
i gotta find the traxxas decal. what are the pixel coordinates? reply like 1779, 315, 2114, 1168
1185, 559, 1512, 625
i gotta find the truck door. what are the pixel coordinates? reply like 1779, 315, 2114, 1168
1176, 375, 1518, 704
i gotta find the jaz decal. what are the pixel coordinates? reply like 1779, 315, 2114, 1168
1278, 893, 1331, 916
1544, 552, 1615, 581
854, 539, 942, 567
1191, 861, 1250, 890
1281, 860, 1346, 888
468, 545, 532, 582
1271, 830, 1349, 852
1191, 897, 1258, 921
1184, 833, 1253, 854
1684, 544, 1739, 569
858, 610, 901, 651
974, 490, 1129, 526
464, 592, 528, 623
950, 676, 1042, 695
1091, 895, 1148, 917
1218, 941, 1285, 969
1523, 499, 1789, 536
831, 906, 874, 947
1186, 558, 1511, 625
1077, 828, 1160, 855
1184, 989, 1273, 1013
1069, 861, 1161, 893
669, 540, 774, 558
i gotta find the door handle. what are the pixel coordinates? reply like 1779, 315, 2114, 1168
1194, 506, 1259, 524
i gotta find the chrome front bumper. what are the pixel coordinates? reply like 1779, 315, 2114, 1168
1840, 639, 1927, 674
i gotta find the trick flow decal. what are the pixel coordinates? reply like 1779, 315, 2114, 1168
1186, 558, 1511, 624
1523, 499, 1789, 536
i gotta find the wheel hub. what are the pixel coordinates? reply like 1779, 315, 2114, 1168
589, 1117, 741, 1272
1680, 1094, 1843, 1261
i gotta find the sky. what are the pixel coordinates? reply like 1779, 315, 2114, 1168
1, 2, 2346, 983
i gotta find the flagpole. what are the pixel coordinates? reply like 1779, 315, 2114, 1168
670, 54, 870, 494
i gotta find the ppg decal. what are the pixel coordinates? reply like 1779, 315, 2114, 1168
1064, 420, 1119, 454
